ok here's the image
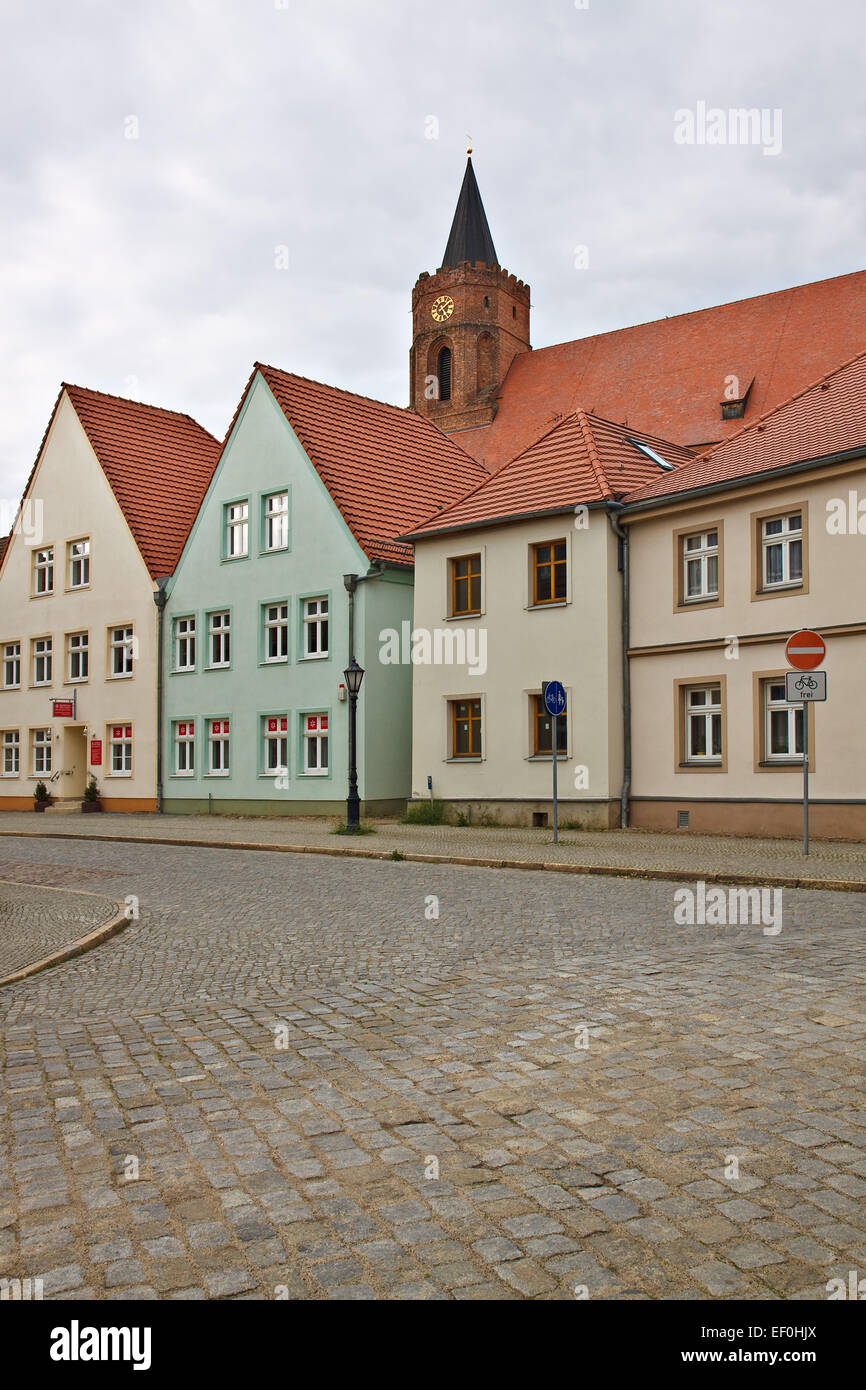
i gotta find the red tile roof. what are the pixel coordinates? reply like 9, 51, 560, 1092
9, 385, 221, 580
625, 347, 866, 505
254, 364, 486, 565
453, 270, 866, 470
405, 411, 696, 537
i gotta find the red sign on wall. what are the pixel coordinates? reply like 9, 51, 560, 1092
52, 700, 74, 718
90, 739, 102, 766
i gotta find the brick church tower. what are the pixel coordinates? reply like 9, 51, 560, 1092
410, 154, 531, 432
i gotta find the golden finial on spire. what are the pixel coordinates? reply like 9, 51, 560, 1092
466, 134, 473, 156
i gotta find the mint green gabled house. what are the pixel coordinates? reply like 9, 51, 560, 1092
161, 363, 483, 816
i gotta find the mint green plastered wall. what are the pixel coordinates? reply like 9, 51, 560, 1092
162, 373, 413, 813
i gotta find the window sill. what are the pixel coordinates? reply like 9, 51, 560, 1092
445, 612, 483, 622
525, 601, 568, 612
300, 654, 329, 662
526, 754, 569, 762
679, 595, 720, 607
205, 665, 231, 673
64, 680, 88, 686
108, 673, 134, 681
679, 760, 723, 768
446, 756, 483, 763
758, 759, 805, 768
220, 555, 250, 564
171, 668, 196, 676
261, 658, 290, 667
105, 773, 133, 779
170, 773, 196, 779
204, 773, 231, 779
3, 686, 22, 692
755, 583, 804, 596
299, 770, 329, 777
259, 548, 290, 557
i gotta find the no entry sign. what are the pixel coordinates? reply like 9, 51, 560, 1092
785, 630, 825, 670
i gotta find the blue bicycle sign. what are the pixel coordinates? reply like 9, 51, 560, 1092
543, 680, 567, 716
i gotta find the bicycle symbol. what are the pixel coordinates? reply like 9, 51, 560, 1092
795, 674, 818, 693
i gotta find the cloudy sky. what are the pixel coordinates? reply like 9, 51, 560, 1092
1, 0, 864, 499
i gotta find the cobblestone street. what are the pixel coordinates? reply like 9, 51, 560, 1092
1, 833, 865, 1301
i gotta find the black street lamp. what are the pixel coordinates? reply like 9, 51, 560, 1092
344, 659, 365, 831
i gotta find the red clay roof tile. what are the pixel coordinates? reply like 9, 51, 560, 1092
255, 364, 486, 565
625, 347, 866, 505
453, 270, 866, 470
405, 411, 696, 537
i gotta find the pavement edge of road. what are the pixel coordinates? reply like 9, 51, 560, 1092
1, 828, 864, 894
0, 885, 129, 989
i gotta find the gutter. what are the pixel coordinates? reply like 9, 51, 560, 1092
153, 578, 169, 814
606, 503, 630, 830
343, 559, 386, 664
622, 445, 866, 516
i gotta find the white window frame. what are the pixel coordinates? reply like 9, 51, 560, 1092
3, 642, 21, 689
33, 547, 54, 595
208, 611, 231, 668
67, 631, 89, 682
110, 626, 135, 678
225, 501, 249, 559
682, 530, 719, 601
33, 637, 52, 686
108, 724, 133, 777
264, 603, 289, 663
764, 681, 804, 760
32, 727, 52, 776
264, 492, 289, 552
2, 730, 20, 777
208, 718, 230, 776
174, 616, 196, 671
173, 720, 196, 777
762, 513, 803, 589
68, 538, 90, 589
303, 597, 328, 659
685, 685, 722, 763
302, 714, 329, 775
263, 715, 289, 775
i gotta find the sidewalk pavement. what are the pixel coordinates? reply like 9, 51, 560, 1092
0, 879, 122, 984
1, 811, 864, 889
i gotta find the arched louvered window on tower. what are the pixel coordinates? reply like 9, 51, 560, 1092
438, 346, 452, 402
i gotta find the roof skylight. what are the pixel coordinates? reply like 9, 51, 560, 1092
627, 437, 676, 471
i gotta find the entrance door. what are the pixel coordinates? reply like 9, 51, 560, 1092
61, 726, 88, 799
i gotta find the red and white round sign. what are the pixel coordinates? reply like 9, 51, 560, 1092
785, 630, 825, 671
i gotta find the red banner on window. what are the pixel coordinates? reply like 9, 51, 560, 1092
179, 723, 187, 736
321, 715, 328, 731
113, 726, 122, 739
268, 718, 277, 732
280, 717, 287, 731
90, 739, 102, 766
307, 716, 318, 731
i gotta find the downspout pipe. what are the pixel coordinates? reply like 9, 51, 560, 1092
606, 504, 630, 830
153, 578, 170, 814
343, 560, 386, 664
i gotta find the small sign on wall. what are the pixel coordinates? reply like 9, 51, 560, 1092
90, 739, 102, 766
52, 699, 75, 718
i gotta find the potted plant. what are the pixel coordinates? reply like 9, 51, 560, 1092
33, 781, 51, 811
82, 776, 103, 813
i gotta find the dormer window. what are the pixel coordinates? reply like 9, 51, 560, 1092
720, 377, 753, 420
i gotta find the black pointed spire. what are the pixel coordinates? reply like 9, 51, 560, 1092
440, 155, 498, 270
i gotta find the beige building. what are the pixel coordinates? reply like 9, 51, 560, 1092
0, 385, 219, 811
406, 352, 866, 840
404, 412, 696, 827
625, 353, 866, 839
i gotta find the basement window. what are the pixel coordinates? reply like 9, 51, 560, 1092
627, 438, 676, 471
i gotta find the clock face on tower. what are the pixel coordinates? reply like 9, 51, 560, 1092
431, 294, 455, 323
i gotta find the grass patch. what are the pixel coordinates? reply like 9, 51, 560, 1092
401, 799, 446, 825
331, 821, 377, 836
390, 850, 406, 861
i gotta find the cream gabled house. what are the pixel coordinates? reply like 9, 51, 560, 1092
624, 351, 866, 840
0, 385, 219, 811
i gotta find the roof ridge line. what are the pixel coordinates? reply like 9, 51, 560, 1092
698, 344, 866, 462
574, 408, 614, 499
61, 382, 215, 433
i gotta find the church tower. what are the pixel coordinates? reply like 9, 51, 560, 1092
410, 153, 530, 432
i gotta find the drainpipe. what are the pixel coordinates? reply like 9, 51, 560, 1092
153, 578, 170, 814
606, 505, 630, 829
343, 560, 386, 663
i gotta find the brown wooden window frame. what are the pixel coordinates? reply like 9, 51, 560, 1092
533, 693, 553, 755
531, 539, 567, 606
450, 554, 482, 617
450, 698, 482, 758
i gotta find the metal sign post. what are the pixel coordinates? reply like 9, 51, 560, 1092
543, 680, 567, 845
785, 633, 827, 860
